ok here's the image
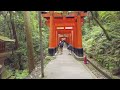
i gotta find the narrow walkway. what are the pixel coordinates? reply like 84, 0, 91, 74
43, 47, 97, 79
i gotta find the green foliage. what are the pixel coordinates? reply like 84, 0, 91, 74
83, 11, 120, 74
1, 69, 13, 79
83, 11, 120, 72
2, 69, 29, 79
99, 11, 120, 24
14, 69, 29, 79
0, 11, 49, 78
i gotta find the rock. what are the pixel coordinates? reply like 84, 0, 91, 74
112, 68, 120, 75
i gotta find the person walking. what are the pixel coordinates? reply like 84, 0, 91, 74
58, 40, 64, 54
67, 44, 72, 55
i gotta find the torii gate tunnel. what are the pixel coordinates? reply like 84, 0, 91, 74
42, 11, 87, 57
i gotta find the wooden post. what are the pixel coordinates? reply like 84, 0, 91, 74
54, 25, 57, 53
69, 34, 72, 44
57, 34, 59, 45
76, 12, 82, 48
73, 19, 77, 52
71, 30, 73, 46
75, 12, 83, 57
49, 11, 54, 48
70, 33, 72, 45
56, 30, 58, 47
48, 11, 56, 56
38, 11, 44, 78
66, 37, 68, 42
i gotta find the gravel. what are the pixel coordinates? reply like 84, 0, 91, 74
25, 62, 42, 79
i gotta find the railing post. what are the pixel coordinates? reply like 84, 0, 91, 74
84, 54, 88, 64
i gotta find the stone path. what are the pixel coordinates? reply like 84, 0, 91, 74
43, 48, 97, 79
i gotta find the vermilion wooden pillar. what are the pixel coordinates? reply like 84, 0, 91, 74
68, 34, 70, 44
69, 34, 72, 45
70, 33, 72, 45
66, 36, 68, 44
56, 30, 58, 46
75, 12, 83, 57
66, 35, 68, 43
54, 25, 57, 53
73, 20, 77, 53
58, 36, 59, 45
71, 30, 74, 47
48, 11, 56, 56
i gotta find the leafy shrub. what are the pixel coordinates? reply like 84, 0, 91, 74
83, 17, 120, 75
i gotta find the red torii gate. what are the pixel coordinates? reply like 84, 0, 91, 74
42, 11, 87, 57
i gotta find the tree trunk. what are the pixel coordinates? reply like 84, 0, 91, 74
38, 11, 44, 77
90, 11, 111, 41
9, 11, 19, 50
88, 12, 91, 28
7, 20, 12, 39
23, 11, 35, 73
